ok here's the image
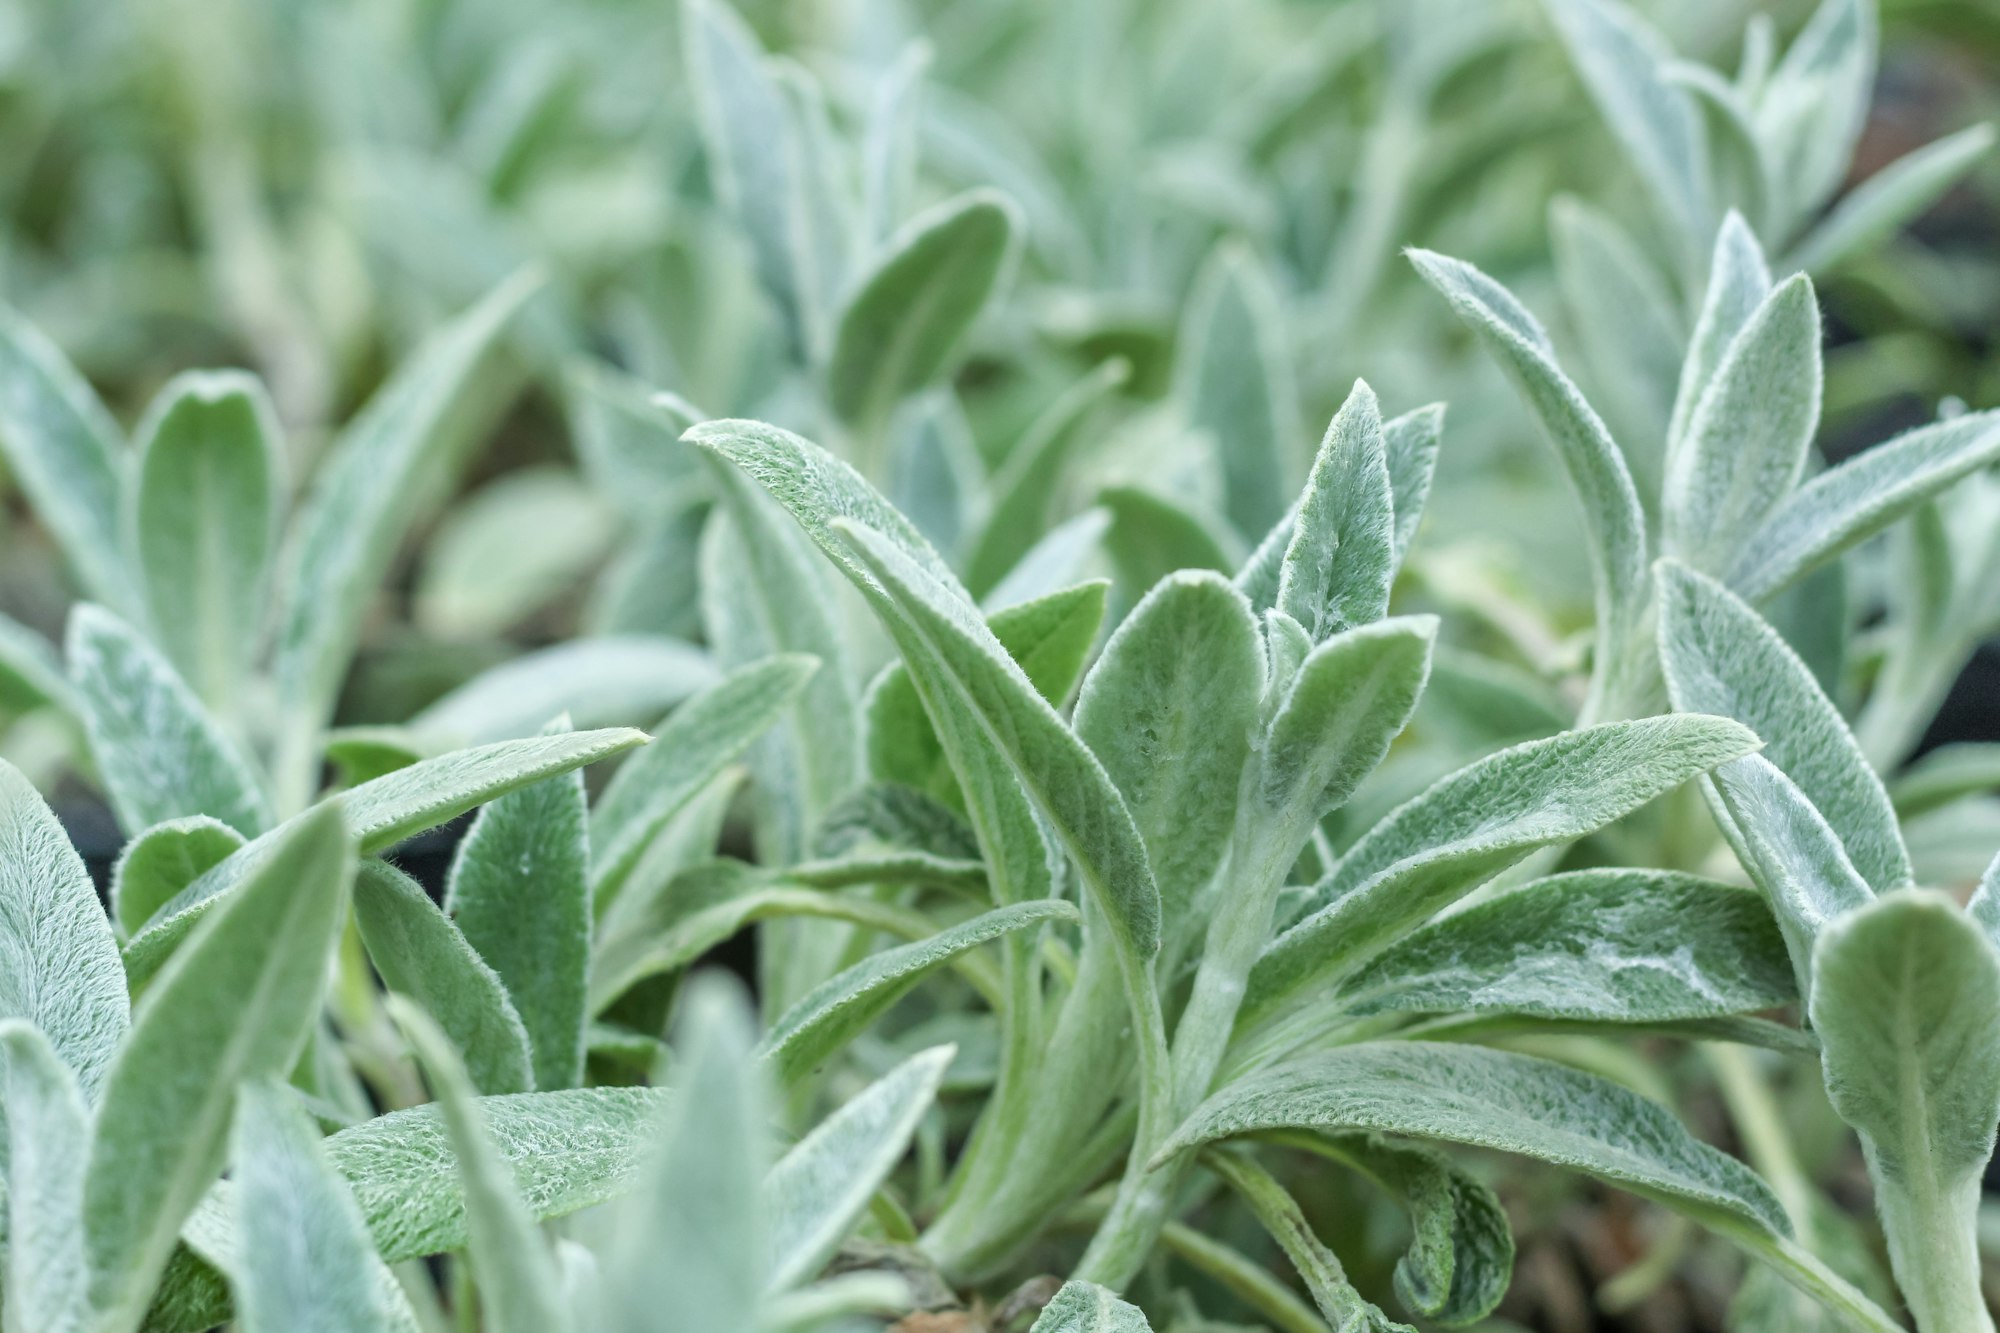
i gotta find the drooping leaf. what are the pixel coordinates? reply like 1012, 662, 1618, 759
354, 862, 534, 1096
124, 728, 645, 991
0, 303, 133, 609
1810, 890, 2000, 1327
67, 604, 271, 838
589, 654, 817, 901
765, 1044, 953, 1291
1028, 1280, 1154, 1332
1277, 380, 1395, 640
394, 1003, 571, 1333
269, 272, 539, 807
1179, 241, 1304, 540
1308, 1131, 1514, 1325
1408, 249, 1648, 711
109, 816, 245, 940
1657, 560, 1909, 892
1728, 410, 2000, 603
128, 372, 281, 714
1075, 572, 1260, 943
758, 900, 1075, 1085
1157, 1042, 1789, 1238
411, 636, 715, 748
1251, 715, 1759, 1020
447, 716, 592, 1091
1336, 869, 1795, 1024
1662, 275, 1822, 570
83, 803, 355, 1330
0, 760, 127, 1100
828, 188, 1019, 438
229, 1080, 404, 1333
0, 1020, 92, 1333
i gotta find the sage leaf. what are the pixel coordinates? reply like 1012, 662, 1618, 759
1727, 409, 2000, 603
1756, 0, 1875, 232
1668, 212, 1772, 462
1310, 1132, 1513, 1325
1337, 869, 1795, 1024
84, 802, 354, 1331
1408, 249, 1647, 711
394, 1003, 570, 1333
1180, 241, 1304, 539
411, 635, 715, 748
589, 654, 818, 902
0, 611, 73, 717
229, 1080, 404, 1333
354, 862, 534, 1096
1097, 485, 1237, 599
1261, 615, 1435, 823
601, 976, 768, 1333
109, 816, 245, 940
0, 1020, 92, 1333
828, 188, 1019, 437
0, 303, 132, 610
1157, 1042, 1790, 1238
67, 604, 272, 838
758, 900, 1076, 1085
1277, 380, 1394, 640
1382, 403, 1445, 570
1029, 1280, 1154, 1332
1253, 715, 1760, 1019
128, 371, 281, 713
1658, 560, 1909, 892
124, 728, 645, 991
447, 716, 591, 1091
1662, 275, 1823, 571
1968, 850, 2000, 950
1075, 572, 1260, 943
765, 1044, 953, 1291
0, 759, 127, 1100
269, 272, 539, 807
1810, 890, 2000, 1330
1709, 754, 1873, 999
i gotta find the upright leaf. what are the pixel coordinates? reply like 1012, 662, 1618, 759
765, 1044, 953, 1291
1788, 123, 1997, 272
1382, 403, 1445, 570
1657, 561, 1909, 892
229, 1081, 403, 1333
827, 188, 1019, 437
447, 716, 592, 1091
0, 760, 127, 1100
270, 272, 538, 808
1811, 891, 2000, 1331
1179, 242, 1303, 540
67, 604, 271, 838
1261, 616, 1435, 824
1277, 380, 1394, 640
109, 817, 244, 940
0, 304, 132, 609
395, 1004, 571, 1333
410, 636, 715, 748
1075, 572, 1260, 943
1029, 1281, 1155, 1332
589, 654, 818, 900
1756, 0, 1875, 232
83, 803, 355, 1330
354, 862, 534, 1096
0, 1021, 92, 1333
1662, 275, 1822, 570
128, 371, 282, 713
1408, 250, 1647, 712
600, 976, 768, 1333
1668, 212, 1771, 460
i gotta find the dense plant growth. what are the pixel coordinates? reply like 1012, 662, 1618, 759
1, 0, 1998, 1329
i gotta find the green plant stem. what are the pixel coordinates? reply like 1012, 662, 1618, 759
1203, 1149, 1365, 1328
1725, 1227, 1910, 1333
1872, 1164, 1993, 1333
